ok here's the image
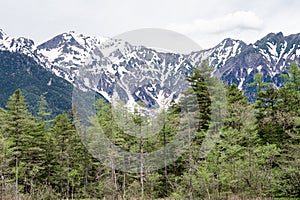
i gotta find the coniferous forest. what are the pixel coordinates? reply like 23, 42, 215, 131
0, 62, 299, 200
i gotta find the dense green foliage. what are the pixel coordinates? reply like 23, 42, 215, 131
0, 62, 299, 199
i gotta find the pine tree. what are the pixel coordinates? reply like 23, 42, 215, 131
279, 62, 300, 136
186, 63, 212, 132
2, 89, 38, 199
275, 62, 300, 197
255, 87, 289, 144
50, 113, 77, 198
224, 84, 248, 130
281, 62, 300, 93
0, 108, 13, 199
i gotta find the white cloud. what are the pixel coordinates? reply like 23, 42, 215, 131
167, 11, 264, 34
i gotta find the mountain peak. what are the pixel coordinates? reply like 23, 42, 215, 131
276, 32, 284, 37
256, 32, 285, 45
219, 38, 246, 47
285, 32, 300, 43
63, 31, 108, 46
265, 32, 283, 38
16, 37, 35, 49
221, 37, 243, 43
37, 32, 82, 51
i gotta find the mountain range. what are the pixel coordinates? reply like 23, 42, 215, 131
1, 29, 300, 113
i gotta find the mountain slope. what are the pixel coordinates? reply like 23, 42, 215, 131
0, 50, 73, 115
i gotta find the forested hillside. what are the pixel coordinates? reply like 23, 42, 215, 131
0, 50, 73, 116
0, 62, 299, 199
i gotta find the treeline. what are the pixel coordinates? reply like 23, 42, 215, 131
0, 62, 299, 199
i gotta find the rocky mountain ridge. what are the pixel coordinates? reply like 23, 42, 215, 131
1, 29, 299, 106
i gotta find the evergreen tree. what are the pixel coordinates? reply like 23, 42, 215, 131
281, 61, 300, 93
275, 62, 300, 197
50, 113, 77, 198
0, 108, 13, 199
2, 89, 37, 198
224, 84, 248, 131
255, 87, 289, 144
186, 63, 212, 132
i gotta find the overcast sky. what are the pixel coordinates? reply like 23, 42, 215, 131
1, 0, 299, 49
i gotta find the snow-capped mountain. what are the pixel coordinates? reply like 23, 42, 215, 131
1, 29, 300, 107
0, 29, 37, 59
34, 31, 109, 83
217, 32, 300, 99
34, 32, 194, 109
188, 38, 248, 71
